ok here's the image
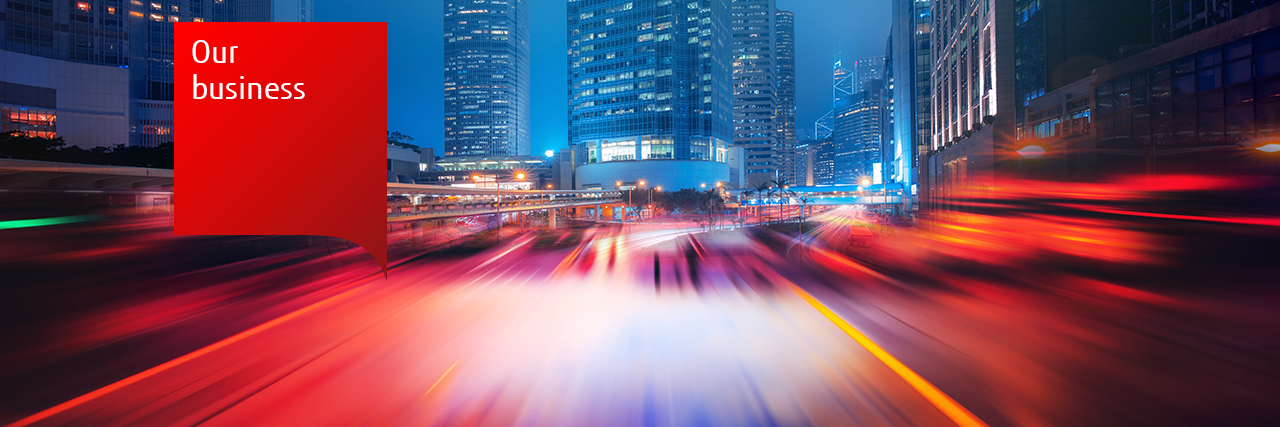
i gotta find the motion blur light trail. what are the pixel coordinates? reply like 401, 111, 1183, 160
4, 174, 1280, 426
3, 223, 965, 426
0, 215, 98, 230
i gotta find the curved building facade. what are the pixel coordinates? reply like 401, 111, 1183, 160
576, 160, 729, 192
567, 0, 734, 190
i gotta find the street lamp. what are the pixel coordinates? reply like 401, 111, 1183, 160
472, 171, 525, 245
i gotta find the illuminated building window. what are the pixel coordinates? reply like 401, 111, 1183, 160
1, 105, 58, 139
77, 2, 90, 12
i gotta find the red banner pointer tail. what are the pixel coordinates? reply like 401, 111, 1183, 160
175, 22, 389, 275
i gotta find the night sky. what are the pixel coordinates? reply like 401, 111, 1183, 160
315, 0, 891, 156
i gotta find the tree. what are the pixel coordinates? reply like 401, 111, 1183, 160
796, 193, 812, 234
770, 178, 795, 223
0, 131, 174, 169
0, 131, 67, 161
744, 181, 772, 225
696, 188, 726, 231
387, 131, 419, 150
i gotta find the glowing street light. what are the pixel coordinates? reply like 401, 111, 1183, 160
1257, 143, 1280, 153
545, 150, 555, 157
860, 178, 871, 186
1017, 145, 1047, 159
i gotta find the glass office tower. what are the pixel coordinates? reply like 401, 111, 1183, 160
775, 10, 797, 185
568, 0, 734, 191
444, 0, 531, 157
834, 79, 885, 183
888, 0, 933, 206
731, 0, 779, 187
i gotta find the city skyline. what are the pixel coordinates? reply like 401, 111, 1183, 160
314, 0, 890, 157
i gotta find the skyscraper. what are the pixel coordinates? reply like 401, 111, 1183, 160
833, 79, 884, 184
568, 0, 734, 191
775, 10, 797, 185
444, 0, 531, 157
887, 0, 933, 207
722, 2, 798, 188
1151, 0, 1280, 44
731, 0, 783, 187
850, 56, 886, 93
816, 55, 885, 140
923, 0, 1149, 213
815, 58, 850, 139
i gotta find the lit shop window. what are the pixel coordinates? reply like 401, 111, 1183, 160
2, 106, 58, 139
143, 125, 172, 135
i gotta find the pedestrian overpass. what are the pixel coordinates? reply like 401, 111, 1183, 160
734, 184, 908, 207
386, 183, 623, 223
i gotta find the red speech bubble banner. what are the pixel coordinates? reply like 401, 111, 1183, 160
175, 22, 388, 273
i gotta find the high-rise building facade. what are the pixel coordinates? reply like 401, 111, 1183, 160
888, 0, 933, 207
816, 55, 886, 140
775, 10, 797, 185
444, 0, 531, 157
851, 56, 887, 93
815, 58, 850, 139
923, 0, 1150, 213
731, 0, 779, 187
568, 0, 734, 191
812, 136, 835, 185
834, 79, 884, 184
1, 0, 312, 148
1151, 0, 1280, 44
881, 37, 895, 184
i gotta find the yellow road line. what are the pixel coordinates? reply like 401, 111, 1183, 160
5, 271, 390, 427
785, 281, 989, 427
423, 360, 460, 398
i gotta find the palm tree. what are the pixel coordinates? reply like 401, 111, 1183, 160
796, 193, 811, 234
770, 179, 795, 224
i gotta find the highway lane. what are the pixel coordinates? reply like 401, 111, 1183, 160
5, 225, 965, 427
5, 202, 1279, 426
